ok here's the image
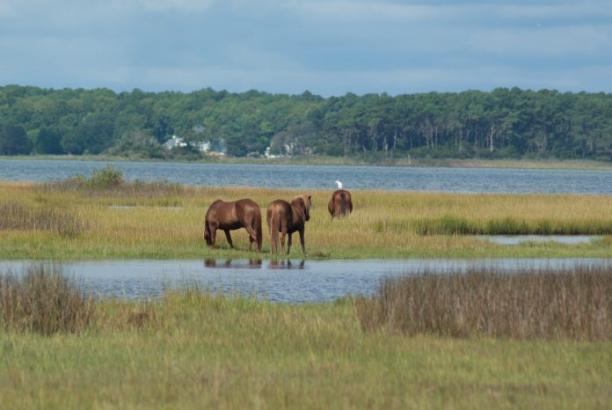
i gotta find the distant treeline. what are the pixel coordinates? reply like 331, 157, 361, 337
0, 85, 611, 160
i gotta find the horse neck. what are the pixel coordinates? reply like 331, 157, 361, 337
290, 202, 305, 225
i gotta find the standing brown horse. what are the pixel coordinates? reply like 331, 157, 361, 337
204, 199, 262, 251
328, 189, 353, 219
267, 194, 312, 255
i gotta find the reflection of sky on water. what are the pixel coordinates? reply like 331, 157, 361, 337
0, 258, 610, 303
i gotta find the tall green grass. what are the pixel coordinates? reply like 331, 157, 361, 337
411, 215, 612, 235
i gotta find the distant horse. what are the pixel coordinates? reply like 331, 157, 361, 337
328, 189, 353, 219
204, 199, 262, 251
267, 194, 312, 255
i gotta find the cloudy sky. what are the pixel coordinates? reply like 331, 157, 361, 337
1, 0, 611, 95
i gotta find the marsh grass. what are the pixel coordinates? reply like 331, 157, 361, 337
41, 166, 185, 198
0, 201, 87, 237
0, 265, 94, 335
356, 266, 612, 340
412, 215, 612, 235
1, 181, 611, 258
0, 266, 610, 408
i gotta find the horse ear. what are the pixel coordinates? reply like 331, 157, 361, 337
307, 194, 312, 200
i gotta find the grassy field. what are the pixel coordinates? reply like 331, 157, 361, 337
0, 179, 611, 259
0, 266, 610, 409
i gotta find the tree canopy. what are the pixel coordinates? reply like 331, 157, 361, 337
0, 85, 610, 161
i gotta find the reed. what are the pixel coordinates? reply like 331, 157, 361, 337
355, 266, 612, 340
0, 201, 87, 237
0, 265, 94, 335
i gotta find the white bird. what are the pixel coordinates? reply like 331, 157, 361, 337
335, 180, 343, 189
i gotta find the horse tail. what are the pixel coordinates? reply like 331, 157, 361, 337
268, 209, 280, 254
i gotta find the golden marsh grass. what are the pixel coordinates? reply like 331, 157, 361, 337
0, 181, 610, 259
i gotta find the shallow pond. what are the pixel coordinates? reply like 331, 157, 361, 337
1, 258, 610, 303
478, 235, 603, 245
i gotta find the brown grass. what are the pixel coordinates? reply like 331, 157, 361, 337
0, 265, 94, 335
356, 266, 612, 340
0, 201, 87, 237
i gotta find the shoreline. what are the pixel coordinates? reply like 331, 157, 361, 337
1, 155, 611, 171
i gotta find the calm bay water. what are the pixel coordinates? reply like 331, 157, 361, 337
1, 158, 611, 194
1, 258, 610, 302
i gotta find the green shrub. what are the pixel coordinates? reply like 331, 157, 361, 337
86, 166, 124, 189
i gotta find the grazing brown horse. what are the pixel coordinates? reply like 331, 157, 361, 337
204, 199, 262, 251
267, 195, 312, 255
328, 189, 353, 219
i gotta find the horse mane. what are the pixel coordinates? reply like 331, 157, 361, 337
291, 195, 311, 209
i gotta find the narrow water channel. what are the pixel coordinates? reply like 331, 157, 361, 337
1, 258, 609, 303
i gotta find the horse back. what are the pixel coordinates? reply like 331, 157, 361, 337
330, 189, 353, 217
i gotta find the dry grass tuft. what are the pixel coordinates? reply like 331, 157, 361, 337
0, 201, 87, 237
356, 266, 612, 340
0, 265, 95, 335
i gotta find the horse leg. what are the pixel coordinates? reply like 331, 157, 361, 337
248, 232, 255, 251
280, 232, 286, 254
280, 220, 288, 254
287, 233, 292, 255
299, 228, 306, 256
224, 229, 234, 248
210, 225, 218, 247
245, 225, 258, 251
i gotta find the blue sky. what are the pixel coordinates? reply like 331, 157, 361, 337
1, 0, 611, 95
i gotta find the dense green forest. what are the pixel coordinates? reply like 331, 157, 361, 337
0, 85, 611, 161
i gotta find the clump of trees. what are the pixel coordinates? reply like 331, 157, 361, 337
0, 85, 610, 160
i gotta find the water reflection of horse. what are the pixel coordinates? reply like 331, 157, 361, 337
204, 199, 263, 251
328, 189, 353, 219
268, 259, 305, 269
203, 258, 262, 268
266, 195, 312, 255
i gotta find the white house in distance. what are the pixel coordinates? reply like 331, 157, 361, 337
162, 135, 225, 156
162, 135, 188, 150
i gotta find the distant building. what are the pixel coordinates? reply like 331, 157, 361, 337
163, 135, 227, 156
162, 135, 187, 150
196, 141, 211, 152
264, 146, 281, 159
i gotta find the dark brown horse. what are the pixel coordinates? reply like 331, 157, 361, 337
204, 199, 262, 251
328, 189, 353, 219
266, 194, 312, 255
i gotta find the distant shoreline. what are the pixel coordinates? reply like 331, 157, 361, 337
1, 155, 611, 170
